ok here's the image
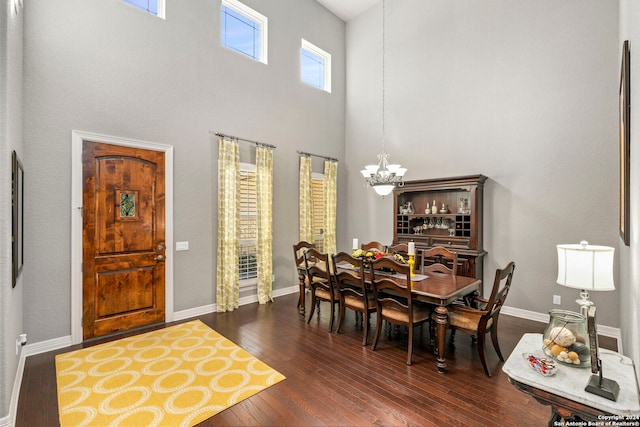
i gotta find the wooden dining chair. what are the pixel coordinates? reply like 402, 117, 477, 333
293, 241, 315, 315
304, 248, 339, 332
387, 243, 409, 258
421, 246, 458, 276
361, 241, 386, 253
331, 252, 376, 345
445, 261, 516, 376
370, 257, 432, 365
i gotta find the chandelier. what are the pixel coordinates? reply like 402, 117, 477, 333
361, 151, 406, 196
361, 0, 406, 198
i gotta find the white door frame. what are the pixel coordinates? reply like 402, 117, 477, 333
71, 130, 174, 344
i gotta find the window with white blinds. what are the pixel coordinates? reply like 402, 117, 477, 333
311, 173, 324, 252
239, 164, 257, 283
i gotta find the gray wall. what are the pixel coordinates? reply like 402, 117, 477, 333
3, 0, 639, 417
0, 0, 24, 419
345, 0, 621, 328
22, 0, 346, 343
619, 0, 640, 380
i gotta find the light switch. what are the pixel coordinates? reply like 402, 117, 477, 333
176, 241, 189, 251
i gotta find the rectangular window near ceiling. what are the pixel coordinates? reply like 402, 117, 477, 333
221, 0, 268, 64
312, 173, 325, 251
301, 39, 331, 93
122, 0, 165, 19
239, 165, 258, 284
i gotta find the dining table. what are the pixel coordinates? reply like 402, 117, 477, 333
336, 262, 481, 373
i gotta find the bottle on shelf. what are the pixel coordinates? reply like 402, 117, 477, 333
425, 203, 430, 214
431, 200, 438, 214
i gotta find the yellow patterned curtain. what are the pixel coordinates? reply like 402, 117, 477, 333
323, 160, 338, 255
216, 137, 240, 312
299, 155, 314, 243
256, 145, 273, 304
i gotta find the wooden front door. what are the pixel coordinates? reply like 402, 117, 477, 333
82, 141, 166, 339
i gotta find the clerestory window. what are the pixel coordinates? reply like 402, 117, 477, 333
122, 0, 165, 19
301, 39, 331, 93
221, 0, 268, 64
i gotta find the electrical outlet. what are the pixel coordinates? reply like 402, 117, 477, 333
176, 241, 189, 251
553, 295, 561, 305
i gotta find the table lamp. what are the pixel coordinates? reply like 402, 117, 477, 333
556, 241, 615, 317
556, 241, 618, 401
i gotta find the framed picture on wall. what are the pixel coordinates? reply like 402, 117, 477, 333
12, 150, 24, 287
619, 40, 631, 246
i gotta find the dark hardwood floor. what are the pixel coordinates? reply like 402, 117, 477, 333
16, 292, 617, 426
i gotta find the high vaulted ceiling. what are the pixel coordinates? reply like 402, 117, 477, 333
315, 0, 379, 22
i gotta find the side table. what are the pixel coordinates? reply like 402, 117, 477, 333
503, 333, 640, 426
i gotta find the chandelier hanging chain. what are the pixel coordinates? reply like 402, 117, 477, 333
360, 0, 407, 197
382, 0, 385, 149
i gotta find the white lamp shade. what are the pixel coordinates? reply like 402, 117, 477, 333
360, 169, 371, 178
557, 242, 615, 291
365, 165, 379, 174
373, 184, 395, 196
395, 167, 407, 177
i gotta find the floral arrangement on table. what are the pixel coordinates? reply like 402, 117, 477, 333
351, 248, 407, 264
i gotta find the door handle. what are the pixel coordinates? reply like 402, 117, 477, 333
155, 255, 164, 261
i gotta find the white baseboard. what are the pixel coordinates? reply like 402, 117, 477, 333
173, 303, 216, 321
172, 285, 299, 321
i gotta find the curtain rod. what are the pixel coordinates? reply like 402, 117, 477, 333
213, 131, 277, 149
297, 150, 338, 162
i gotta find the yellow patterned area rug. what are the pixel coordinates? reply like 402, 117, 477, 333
55, 320, 285, 427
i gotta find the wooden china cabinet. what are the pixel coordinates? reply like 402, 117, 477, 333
393, 175, 487, 284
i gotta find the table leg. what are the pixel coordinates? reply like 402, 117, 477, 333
434, 305, 448, 373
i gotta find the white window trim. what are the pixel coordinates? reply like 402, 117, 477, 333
156, 0, 165, 19
222, 0, 269, 65
301, 39, 332, 93
121, 0, 166, 19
